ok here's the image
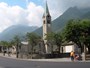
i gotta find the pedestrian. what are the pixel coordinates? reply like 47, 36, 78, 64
75, 54, 79, 60
3, 49, 7, 56
75, 54, 82, 61
8, 48, 12, 57
70, 51, 75, 61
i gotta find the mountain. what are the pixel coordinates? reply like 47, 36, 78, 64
0, 25, 38, 41
79, 7, 90, 14
0, 7, 90, 41
33, 7, 90, 36
81, 11, 90, 19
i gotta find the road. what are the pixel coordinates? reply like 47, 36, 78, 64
0, 56, 90, 68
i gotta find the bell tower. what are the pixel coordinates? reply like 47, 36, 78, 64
42, 1, 52, 54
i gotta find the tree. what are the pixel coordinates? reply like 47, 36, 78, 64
0, 41, 13, 56
46, 32, 55, 53
80, 19, 90, 54
26, 33, 41, 58
63, 19, 90, 53
13, 35, 21, 58
46, 32, 63, 54
54, 33, 63, 53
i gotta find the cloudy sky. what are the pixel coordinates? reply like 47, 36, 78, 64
0, 0, 90, 33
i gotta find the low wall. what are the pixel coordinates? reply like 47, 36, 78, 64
45, 53, 70, 58
19, 53, 70, 59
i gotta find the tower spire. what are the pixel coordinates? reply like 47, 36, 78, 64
45, 0, 50, 15
43, 0, 50, 17
42, 0, 52, 54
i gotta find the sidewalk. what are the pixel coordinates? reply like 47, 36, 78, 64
0, 53, 16, 59
0, 53, 71, 62
28, 58, 71, 62
0, 53, 90, 62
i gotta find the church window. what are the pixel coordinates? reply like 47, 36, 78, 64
43, 20, 45, 24
47, 20, 50, 24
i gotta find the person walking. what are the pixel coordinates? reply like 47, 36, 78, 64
8, 48, 12, 57
70, 51, 75, 61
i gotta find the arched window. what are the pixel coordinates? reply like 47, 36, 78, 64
47, 20, 50, 24
43, 20, 45, 24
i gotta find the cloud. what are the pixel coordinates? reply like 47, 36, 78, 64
0, 2, 44, 33
63, 0, 90, 9
48, 0, 90, 12
0, 0, 90, 33
0, 2, 13, 32
26, 2, 44, 26
0, 0, 63, 33
46, 0, 90, 19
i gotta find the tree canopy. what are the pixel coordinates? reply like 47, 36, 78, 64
46, 32, 63, 53
62, 19, 90, 53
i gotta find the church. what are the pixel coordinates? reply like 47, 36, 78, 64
42, 1, 77, 54
18, 1, 79, 59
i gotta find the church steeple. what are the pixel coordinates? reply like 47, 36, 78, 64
43, 1, 50, 17
42, 1, 52, 54
45, 1, 50, 15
